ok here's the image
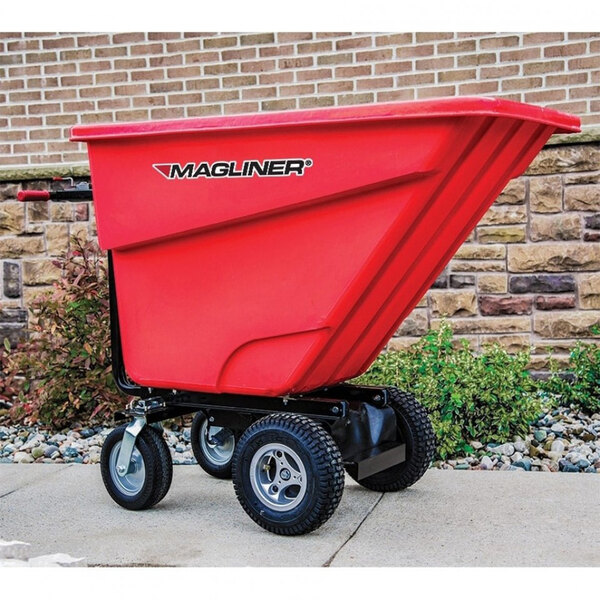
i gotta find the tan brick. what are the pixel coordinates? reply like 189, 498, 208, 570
564, 185, 600, 211
437, 40, 477, 54
522, 60, 565, 75
480, 65, 520, 79
260, 45, 294, 57
450, 260, 505, 272
186, 105, 222, 117
430, 291, 477, 317
415, 57, 454, 71
318, 81, 353, 93
204, 63, 238, 75
529, 175, 562, 213
338, 93, 375, 106
46, 223, 69, 256
241, 60, 275, 73
277, 33, 312, 43
223, 102, 259, 115
335, 65, 372, 78
260, 73, 294, 85
502, 77, 543, 91
112, 33, 145, 44
356, 77, 393, 90
373, 61, 412, 75
376, 33, 413, 45
496, 178, 526, 205
481, 334, 531, 353
203, 36, 238, 49
417, 85, 456, 99
544, 42, 587, 58
534, 311, 600, 338
479, 35, 520, 49
377, 89, 415, 102
221, 48, 256, 61
0, 203, 25, 234
242, 87, 276, 100
438, 69, 476, 83
150, 107, 185, 119
530, 214, 582, 241
280, 84, 315, 97
279, 57, 313, 69
478, 274, 508, 293
240, 33, 274, 46
454, 245, 505, 260
130, 43, 163, 56
395, 309, 428, 336
508, 244, 600, 272
223, 75, 257, 88
397, 44, 434, 59
0, 236, 44, 258
480, 205, 527, 226
500, 48, 541, 62
356, 49, 393, 62
261, 99, 296, 111
336, 36, 372, 50
415, 33, 453, 43
299, 96, 335, 109
477, 226, 526, 244
296, 68, 332, 82
579, 274, 600, 309
185, 52, 220, 64
522, 33, 564, 45
432, 316, 530, 334
457, 53, 497, 67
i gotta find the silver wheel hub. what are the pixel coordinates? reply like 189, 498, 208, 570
200, 420, 235, 466
109, 441, 146, 497
249, 443, 307, 512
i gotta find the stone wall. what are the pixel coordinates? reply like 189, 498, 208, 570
388, 139, 600, 372
1, 140, 599, 373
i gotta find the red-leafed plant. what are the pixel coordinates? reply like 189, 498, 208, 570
5, 236, 127, 428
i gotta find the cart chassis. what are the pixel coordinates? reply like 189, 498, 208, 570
108, 252, 406, 479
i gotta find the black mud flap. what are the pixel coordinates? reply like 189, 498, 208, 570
331, 402, 406, 480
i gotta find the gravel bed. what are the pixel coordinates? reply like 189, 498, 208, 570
1, 406, 599, 473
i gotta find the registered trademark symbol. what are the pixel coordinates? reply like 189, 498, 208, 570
305, 159, 313, 167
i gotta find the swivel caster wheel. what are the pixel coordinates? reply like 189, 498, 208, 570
191, 412, 236, 479
100, 424, 173, 510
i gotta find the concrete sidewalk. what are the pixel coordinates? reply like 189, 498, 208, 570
0, 465, 598, 567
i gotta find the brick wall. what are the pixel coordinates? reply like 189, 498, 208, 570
0, 32, 599, 169
1, 32, 600, 372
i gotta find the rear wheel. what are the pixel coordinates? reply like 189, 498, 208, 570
100, 424, 173, 510
191, 412, 236, 479
347, 388, 435, 492
232, 413, 344, 536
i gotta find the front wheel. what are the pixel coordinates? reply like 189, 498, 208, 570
347, 388, 436, 492
100, 424, 173, 510
232, 413, 344, 536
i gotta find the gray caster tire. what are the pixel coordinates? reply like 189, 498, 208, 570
232, 413, 344, 536
100, 424, 173, 510
190, 412, 236, 479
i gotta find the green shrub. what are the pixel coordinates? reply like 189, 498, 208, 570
355, 322, 542, 459
5, 236, 126, 429
542, 341, 600, 415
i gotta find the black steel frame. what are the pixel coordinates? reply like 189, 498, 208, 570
45, 184, 407, 478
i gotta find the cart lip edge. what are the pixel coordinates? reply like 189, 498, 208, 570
69, 96, 581, 142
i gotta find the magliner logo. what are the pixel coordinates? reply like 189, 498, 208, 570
153, 158, 313, 180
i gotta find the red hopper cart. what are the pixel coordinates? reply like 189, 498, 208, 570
20, 98, 580, 535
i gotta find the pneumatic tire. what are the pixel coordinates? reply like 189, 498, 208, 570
232, 413, 344, 536
347, 388, 435, 492
190, 412, 236, 479
100, 424, 173, 510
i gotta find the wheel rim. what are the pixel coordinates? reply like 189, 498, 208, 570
108, 441, 146, 497
249, 442, 307, 512
200, 420, 235, 466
